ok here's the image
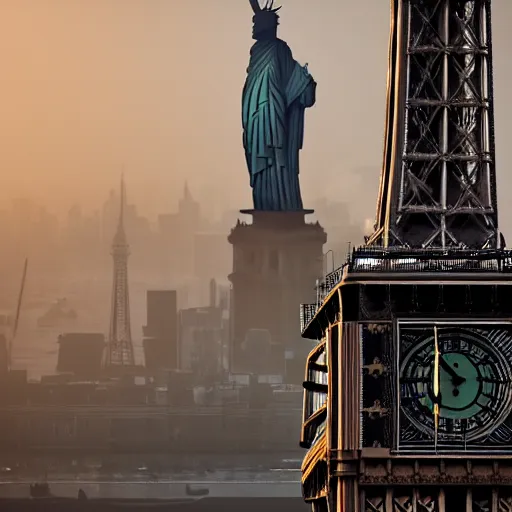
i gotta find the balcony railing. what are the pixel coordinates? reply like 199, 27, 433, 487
299, 246, 512, 334
300, 303, 318, 333
349, 246, 512, 273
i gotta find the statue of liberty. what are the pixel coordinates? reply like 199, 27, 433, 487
242, 0, 317, 211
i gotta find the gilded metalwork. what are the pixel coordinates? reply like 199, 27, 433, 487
301, 340, 328, 500
362, 323, 393, 449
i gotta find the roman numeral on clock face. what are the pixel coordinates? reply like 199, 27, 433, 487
477, 401, 499, 419
497, 422, 512, 437
410, 348, 432, 366
478, 376, 511, 384
469, 344, 487, 363
489, 421, 512, 443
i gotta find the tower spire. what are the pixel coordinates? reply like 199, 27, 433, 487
119, 173, 125, 228
105, 174, 135, 368
367, 0, 499, 250
113, 173, 127, 246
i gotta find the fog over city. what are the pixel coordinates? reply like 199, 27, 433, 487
2, 0, 511, 225
3, 0, 512, 378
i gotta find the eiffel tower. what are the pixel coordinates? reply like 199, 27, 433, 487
299, 1, 512, 511
105, 175, 135, 368
367, 0, 500, 250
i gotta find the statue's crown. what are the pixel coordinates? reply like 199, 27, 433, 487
249, 0, 281, 18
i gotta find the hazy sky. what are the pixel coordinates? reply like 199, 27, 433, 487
2, 1, 512, 235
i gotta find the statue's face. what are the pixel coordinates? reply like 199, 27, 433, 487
252, 17, 262, 39
252, 15, 277, 40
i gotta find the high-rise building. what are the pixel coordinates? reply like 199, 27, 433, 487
142, 290, 178, 371
300, 2, 512, 511
157, 182, 203, 280
179, 306, 224, 379
57, 333, 105, 376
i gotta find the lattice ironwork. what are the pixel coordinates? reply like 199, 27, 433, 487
393, 490, 438, 512
363, 489, 445, 512
416, 494, 437, 512
360, 489, 512, 512
366, 496, 386, 512
393, 495, 414, 512
499, 495, 512, 512
474, 499, 491, 512
369, 0, 499, 250
300, 303, 317, 332
105, 176, 135, 367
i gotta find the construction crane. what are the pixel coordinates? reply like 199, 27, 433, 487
8, 258, 28, 371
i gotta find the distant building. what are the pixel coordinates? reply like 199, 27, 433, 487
143, 290, 178, 371
179, 306, 225, 381
57, 333, 105, 376
157, 183, 204, 280
178, 182, 201, 229
0, 369, 27, 406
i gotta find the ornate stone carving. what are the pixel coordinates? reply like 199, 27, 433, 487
359, 459, 512, 486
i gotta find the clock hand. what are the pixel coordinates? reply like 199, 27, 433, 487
439, 357, 466, 386
433, 327, 440, 451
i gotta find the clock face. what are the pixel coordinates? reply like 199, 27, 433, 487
399, 325, 512, 444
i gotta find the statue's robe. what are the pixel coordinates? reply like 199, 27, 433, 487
242, 38, 316, 211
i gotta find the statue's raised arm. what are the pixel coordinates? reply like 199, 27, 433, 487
242, 0, 316, 212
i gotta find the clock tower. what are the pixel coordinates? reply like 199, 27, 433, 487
299, 1, 512, 511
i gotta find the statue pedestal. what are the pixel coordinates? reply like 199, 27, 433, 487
228, 210, 327, 381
